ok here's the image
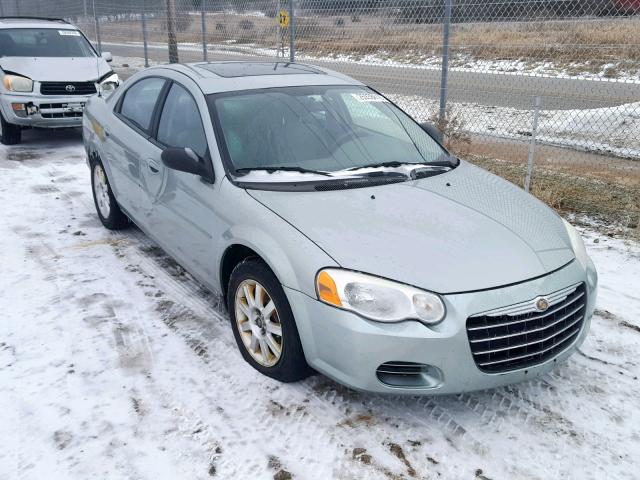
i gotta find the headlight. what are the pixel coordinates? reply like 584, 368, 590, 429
99, 73, 120, 96
562, 219, 588, 266
316, 268, 445, 325
2, 74, 33, 92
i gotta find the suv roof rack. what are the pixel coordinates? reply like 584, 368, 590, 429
0, 16, 71, 24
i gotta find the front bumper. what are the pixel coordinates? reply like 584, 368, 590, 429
0, 92, 92, 128
287, 258, 597, 395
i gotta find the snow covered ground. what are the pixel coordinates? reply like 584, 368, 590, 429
1, 130, 640, 480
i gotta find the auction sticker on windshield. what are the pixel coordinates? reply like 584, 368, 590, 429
59, 30, 81, 36
351, 92, 388, 103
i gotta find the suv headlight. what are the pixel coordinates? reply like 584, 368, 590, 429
2, 74, 34, 92
562, 219, 588, 265
316, 268, 445, 325
99, 73, 120, 96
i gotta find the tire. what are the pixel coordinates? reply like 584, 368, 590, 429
90, 160, 129, 230
228, 258, 311, 383
0, 110, 22, 145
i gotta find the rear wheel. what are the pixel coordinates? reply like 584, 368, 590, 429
0, 110, 22, 145
91, 160, 129, 230
228, 258, 311, 382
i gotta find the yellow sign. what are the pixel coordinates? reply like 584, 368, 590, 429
277, 9, 289, 28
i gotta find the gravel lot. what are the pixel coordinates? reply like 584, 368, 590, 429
1, 129, 639, 480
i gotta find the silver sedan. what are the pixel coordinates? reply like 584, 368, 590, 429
82, 61, 598, 394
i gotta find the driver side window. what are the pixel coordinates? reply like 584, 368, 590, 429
157, 84, 208, 159
119, 77, 166, 132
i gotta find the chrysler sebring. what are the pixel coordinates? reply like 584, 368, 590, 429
83, 62, 598, 394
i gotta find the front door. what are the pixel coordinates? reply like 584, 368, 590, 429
142, 81, 222, 286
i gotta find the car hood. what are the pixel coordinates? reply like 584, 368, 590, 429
0, 56, 111, 82
248, 161, 575, 294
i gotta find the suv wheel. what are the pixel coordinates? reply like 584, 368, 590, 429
228, 258, 311, 382
0, 110, 22, 145
91, 160, 129, 230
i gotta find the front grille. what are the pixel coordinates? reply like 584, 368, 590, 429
38, 103, 85, 119
467, 283, 586, 374
40, 82, 96, 96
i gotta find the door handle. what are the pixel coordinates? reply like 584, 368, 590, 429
147, 160, 160, 174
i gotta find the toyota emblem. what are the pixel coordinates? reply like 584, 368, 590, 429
65, 84, 76, 93
535, 297, 550, 312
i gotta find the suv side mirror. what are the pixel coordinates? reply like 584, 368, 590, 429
420, 122, 443, 144
102, 51, 113, 63
161, 147, 214, 183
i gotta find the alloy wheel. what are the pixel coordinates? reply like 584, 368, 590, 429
234, 279, 283, 367
93, 164, 111, 219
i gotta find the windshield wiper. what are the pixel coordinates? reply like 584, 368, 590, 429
347, 161, 421, 171
235, 166, 332, 176
347, 157, 459, 172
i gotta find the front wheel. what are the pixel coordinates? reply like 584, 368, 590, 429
91, 160, 129, 230
228, 258, 311, 382
0, 110, 22, 145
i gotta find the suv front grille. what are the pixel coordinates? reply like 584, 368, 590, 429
467, 283, 586, 374
40, 82, 96, 96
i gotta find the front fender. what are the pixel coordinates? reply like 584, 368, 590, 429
214, 178, 339, 298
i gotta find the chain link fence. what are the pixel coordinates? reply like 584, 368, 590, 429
2, 0, 639, 230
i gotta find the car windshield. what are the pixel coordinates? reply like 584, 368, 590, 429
209, 85, 450, 181
0, 28, 95, 57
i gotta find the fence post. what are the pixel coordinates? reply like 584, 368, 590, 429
525, 96, 542, 193
201, 0, 208, 62
94, 2, 102, 55
142, 1, 149, 68
438, 0, 452, 123
166, 0, 179, 63
289, 0, 295, 63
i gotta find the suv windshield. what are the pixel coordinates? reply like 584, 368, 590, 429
208, 85, 451, 183
0, 28, 95, 57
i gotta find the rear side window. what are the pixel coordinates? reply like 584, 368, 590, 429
157, 84, 208, 158
119, 78, 166, 132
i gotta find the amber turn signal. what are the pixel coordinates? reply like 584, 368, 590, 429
316, 270, 342, 307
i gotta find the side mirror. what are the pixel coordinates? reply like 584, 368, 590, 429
102, 51, 113, 63
420, 122, 443, 144
161, 147, 213, 182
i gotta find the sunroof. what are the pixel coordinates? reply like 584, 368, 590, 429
196, 62, 325, 78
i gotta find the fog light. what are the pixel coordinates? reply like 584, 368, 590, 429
12, 103, 27, 117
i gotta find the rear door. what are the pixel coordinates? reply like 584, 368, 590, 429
106, 76, 167, 221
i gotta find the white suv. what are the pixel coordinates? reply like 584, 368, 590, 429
0, 16, 119, 144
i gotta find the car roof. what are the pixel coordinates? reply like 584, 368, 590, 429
146, 61, 363, 94
0, 17, 76, 30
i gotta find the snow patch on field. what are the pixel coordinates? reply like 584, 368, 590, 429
1, 132, 639, 479
391, 94, 640, 160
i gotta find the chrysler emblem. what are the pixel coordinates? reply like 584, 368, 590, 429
65, 84, 76, 93
535, 297, 550, 312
